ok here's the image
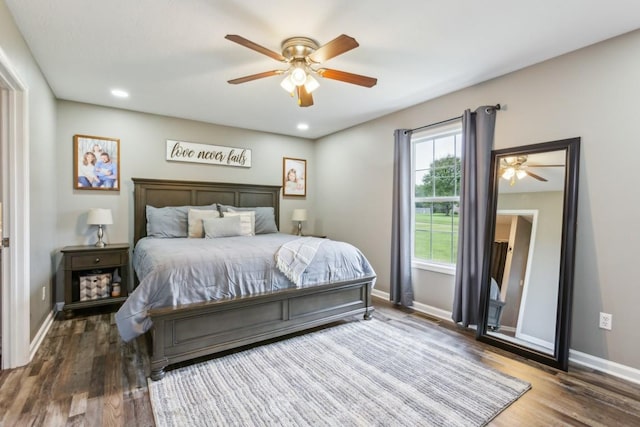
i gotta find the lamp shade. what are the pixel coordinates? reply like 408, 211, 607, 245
87, 208, 113, 225
291, 209, 307, 222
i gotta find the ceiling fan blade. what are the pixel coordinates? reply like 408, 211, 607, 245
297, 86, 314, 107
317, 68, 377, 87
225, 34, 286, 62
525, 171, 548, 182
308, 34, 359, 63
227, 70, 283, 84
526, 164, 565, 168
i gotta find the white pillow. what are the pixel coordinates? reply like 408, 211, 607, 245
222, 211, 255, 236
224, 206, 278, 234
203, 216, 243, 238
188, 208, 220, 238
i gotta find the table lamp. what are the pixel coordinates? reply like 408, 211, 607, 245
87, 208, 113, 247
292, 209, 307, 236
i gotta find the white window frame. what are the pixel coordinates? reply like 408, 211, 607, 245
411, 121, 462, 275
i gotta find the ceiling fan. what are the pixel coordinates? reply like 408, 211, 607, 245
225, 34, 378, 107
499, 155, 563, 186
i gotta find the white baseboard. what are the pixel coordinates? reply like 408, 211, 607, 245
515, 332, 554, 351
569, 349, 640, 385
411, 300, 454, 323
29, 310, 55, 361
370, 289, 640, 385
372, 289, 453, 322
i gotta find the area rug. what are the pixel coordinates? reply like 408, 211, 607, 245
148, 318, 530, 426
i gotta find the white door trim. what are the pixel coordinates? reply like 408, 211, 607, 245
0, 47, 31, 369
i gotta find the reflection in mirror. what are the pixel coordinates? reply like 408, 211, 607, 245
478, 138, 580, 371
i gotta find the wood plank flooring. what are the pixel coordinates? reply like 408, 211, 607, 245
1, 299, 639, 426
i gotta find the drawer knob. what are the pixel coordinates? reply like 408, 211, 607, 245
94, 257, 101, 263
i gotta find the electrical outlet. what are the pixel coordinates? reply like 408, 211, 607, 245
42, 286, 46, 301
599, 312, 612, 330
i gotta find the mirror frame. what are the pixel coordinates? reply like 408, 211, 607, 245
477, 137, 580, 371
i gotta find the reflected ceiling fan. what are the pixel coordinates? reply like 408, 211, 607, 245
499, 155, 563, 186
225, 34, 377, 107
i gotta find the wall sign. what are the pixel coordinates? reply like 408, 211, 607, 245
166, 139, 251, 168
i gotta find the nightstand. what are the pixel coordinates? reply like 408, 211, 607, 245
61, 243, 130, 315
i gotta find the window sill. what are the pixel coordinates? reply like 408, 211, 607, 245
412, 260, 456, 276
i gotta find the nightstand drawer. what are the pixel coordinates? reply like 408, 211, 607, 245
70, 252, 124, 268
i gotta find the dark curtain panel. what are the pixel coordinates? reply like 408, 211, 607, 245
452, 107, 497, 326
490, 241, 509, 287
390, 129, 414, 307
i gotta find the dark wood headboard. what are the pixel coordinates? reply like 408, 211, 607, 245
132, 178, 281, 244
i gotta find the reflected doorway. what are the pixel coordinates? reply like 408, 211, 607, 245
488, 210, 548, 352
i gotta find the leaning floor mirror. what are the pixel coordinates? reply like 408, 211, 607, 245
477, 137, 580, 370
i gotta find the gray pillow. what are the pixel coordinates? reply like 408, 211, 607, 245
203, 216, 243, 238
146, 204, 216, 238
218, 205, 278, 234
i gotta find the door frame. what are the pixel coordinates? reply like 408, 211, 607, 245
496, 209, 541, 344
0, 47, 31, 369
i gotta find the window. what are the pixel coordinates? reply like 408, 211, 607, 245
412, 122, 462, 269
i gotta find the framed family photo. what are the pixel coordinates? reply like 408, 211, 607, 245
74, 134, 120, 191
283, 157, 306, 197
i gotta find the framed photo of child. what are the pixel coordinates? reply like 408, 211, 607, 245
283, 157, 306, 197
74, 134, 120, 191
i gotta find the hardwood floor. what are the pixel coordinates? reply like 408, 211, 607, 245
1, 299, 639, 426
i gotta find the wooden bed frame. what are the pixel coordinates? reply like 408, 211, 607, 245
132, 178, 375, 380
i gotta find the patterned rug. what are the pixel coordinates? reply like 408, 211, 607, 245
148, 318, 530, 426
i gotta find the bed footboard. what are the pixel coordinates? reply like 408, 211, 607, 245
148, 277, 375, 380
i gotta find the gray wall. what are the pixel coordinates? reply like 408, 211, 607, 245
0, 1, 57, 339
55, 101, 317, 302
316, 29, 640, 370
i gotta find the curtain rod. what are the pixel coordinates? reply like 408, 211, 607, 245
406, 104, 501, 134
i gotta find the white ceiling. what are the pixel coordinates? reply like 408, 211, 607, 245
6, 0, 640, 139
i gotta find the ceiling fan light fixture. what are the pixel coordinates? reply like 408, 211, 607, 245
516, 169, 527, 180
225, 34, 377, 107
280, 75, 295, 93
304, 74, 320, 93
502, 167, 515, 180
290, 67, 307, 86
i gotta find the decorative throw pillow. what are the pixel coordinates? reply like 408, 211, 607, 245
222, 211, 255, 236
220, 205, 278, 234
203, 216, 243, 238
146, 204, 216, 238
188, 209, 221, 238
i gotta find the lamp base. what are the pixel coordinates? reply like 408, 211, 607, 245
95, 225, 107, 247
297, 222, 303, 236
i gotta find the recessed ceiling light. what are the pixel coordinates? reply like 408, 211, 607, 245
297, 123, 309, 131
111, 89, 129, 98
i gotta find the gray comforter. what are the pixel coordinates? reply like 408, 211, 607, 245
115, 233, 375, 341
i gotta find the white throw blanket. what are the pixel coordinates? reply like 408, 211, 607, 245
275, 237, 325, 286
